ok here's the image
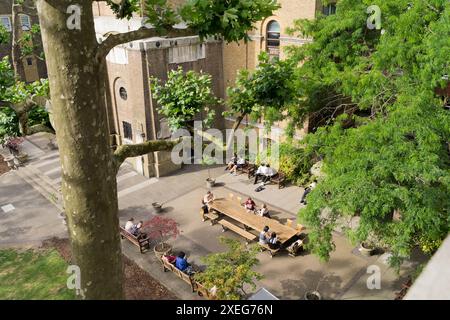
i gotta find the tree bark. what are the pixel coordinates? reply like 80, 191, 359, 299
36, 0, 123, 299
11, 2, 22, 79
225, 114, 244, 150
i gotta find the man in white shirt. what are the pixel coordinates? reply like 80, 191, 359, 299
254, 164, 268, 184
125, 218, 135, 233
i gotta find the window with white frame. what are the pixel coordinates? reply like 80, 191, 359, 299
0, 16, 12, 32
19, 14, 31, 31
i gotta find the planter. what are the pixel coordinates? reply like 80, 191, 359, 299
359, 242, 375, 257
15, 152, 28, 165
4, 155, 16, 170
152, 202, 163, 213
153, 242, 172, 258
304, 291, 321, 300
206, 178, 215, 189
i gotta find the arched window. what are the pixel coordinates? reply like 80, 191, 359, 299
266, 20, 281, 58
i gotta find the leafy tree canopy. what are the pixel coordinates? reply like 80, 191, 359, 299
151, 67, 219, 131
287, 0, 450, 268
194, 237, 262, 300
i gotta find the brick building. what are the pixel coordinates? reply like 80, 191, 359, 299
0, 0, 47, 82
93, 0, 336, 177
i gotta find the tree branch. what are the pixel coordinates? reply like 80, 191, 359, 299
113, 139, 180, 171
96, 26, 196, 61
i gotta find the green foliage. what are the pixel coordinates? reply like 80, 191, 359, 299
151, 67, 220, 131
180, 0, 280, 43
278, 143, 312, 186
225, 53, 298, 127
18, 24, 44, 59
194, 237, 262, 300
292, 0, 450, 267
106, 0, 141, 19
0, 108, 19, 144
28, 106, 51, 128
0, 24, 10, 44
144, 0, 180, 33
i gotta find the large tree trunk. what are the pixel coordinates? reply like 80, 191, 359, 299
36, 0, 123, 299
11, 2, 22, 79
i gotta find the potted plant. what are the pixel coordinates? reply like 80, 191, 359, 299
142, 216, 180, 258
152, 202, 163, 213
359, 241, 375, 257
4, 137, 27, 165
202, 155, 216, 189
304, 274, 329, 300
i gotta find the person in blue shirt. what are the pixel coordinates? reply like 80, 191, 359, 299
175, 251, 194, 275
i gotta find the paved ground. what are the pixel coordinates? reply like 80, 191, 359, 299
0, 132, 423, 300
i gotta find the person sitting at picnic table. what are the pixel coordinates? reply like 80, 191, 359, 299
259, 226, 270, 245
268, 232, 280, 249
175, 251, 195, 275
225, 153, 238, 171
124, 217, 135, 233
243, 197, 256, 212
257, 204, 271, 218
300, 179, 318, 205
229, 156, 246, 175
203, 191, 215, 205
254, 163, 269, 184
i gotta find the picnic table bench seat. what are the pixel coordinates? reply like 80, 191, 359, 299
119, 226, 150, 254
200, 209, 220, 225
270, 172, 286, 189
159, 255, 197, 292
258, 243, 281, 258
218, 219, 258, 244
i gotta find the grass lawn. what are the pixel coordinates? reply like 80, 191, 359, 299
0, 249, 76, 300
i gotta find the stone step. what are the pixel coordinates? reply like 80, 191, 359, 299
17, 165, 64, 213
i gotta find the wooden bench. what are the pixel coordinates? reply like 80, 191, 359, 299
259, 243, 281, 258
270, 172, 286, 189
119, 226, 150, 254
240, 163, 256, 178
195, 282, 218, 300
159, 255, 197, 292
218, 219, 258, 244
200, 209, 220, 225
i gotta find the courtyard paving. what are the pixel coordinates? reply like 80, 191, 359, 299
0, 133, 422, 299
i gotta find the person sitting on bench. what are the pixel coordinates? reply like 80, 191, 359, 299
225, 153, 238, 171
230, 156, 246, 175
175, 251, 195, 275
125, 217, 135, 233
257, 204, 271, 218
201, 199, 209, 214
300, 179, 318, 205
265, 164, 277, 181
254, 164, 269, 184
268, 232, 280, 250
131, 221, 148, 240
163, 254, 177, 264
259, 226, 270, 245
243, 197, 256, 212
203, 191, 215, 206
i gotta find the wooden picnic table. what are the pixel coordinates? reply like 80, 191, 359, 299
209, 198, 298, 245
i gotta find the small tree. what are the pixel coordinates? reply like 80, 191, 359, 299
195, 237, 263, 300
151, 67, 220, 132
142, 216, 180, 252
